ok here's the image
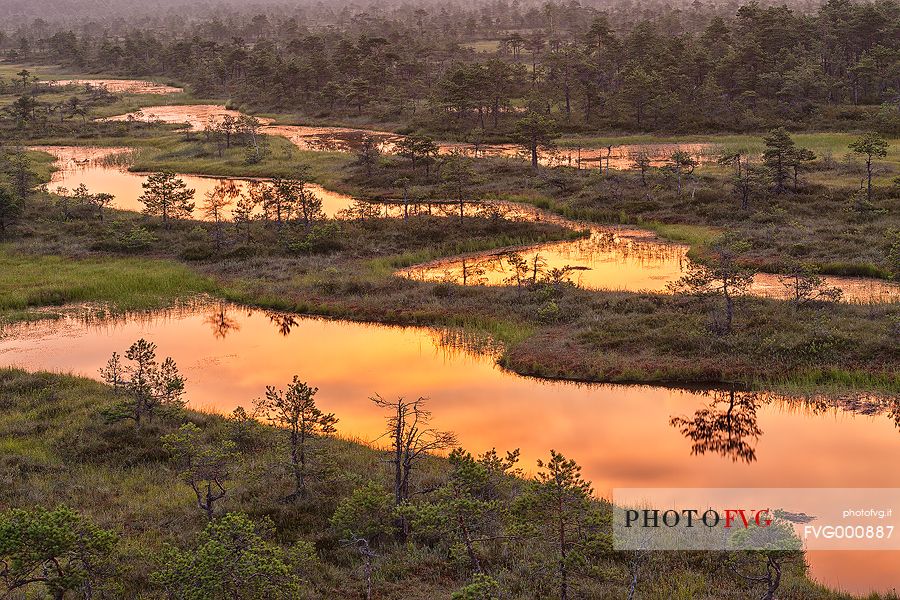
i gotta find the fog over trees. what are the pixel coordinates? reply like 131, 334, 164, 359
3, 0, 897, 135
0, 0, 833, 25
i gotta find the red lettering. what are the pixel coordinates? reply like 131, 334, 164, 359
724, 509, 738, 528
725, 509, 751, 528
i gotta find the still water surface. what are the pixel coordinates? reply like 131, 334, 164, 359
402, 228, 900, 302
46, 79, 183, 95
0, 302, 897, 594
19, 84, 900, 596
38, 145, 357, 219
38, 145, 900, 303
108, 104, 715, 170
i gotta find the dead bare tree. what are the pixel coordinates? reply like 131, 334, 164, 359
370, 395, 457, 540
342, 537, 377, 600
730, 554, 787, 600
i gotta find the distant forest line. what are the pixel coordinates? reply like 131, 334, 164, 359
1, 0, 898, 134
2, 0, 828, 25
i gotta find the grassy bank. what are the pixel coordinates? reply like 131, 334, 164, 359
0, 247, 217, 322
2, 190, 897, 396
218, 264, 900, 396
129, 134, 352, 186
0, 368, 872, 599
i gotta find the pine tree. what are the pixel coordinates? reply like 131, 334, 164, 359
138, 171, 195, 225
254, 377, 337, 499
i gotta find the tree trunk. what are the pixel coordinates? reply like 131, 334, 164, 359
364, 554, 373, 600
558, 492, 568, 600
392, 413, 407, 541
866, 155, 873, 201
763, 556, 783, 600
457, 510, 482, 572
204, 482, 215, 520
724, 285, 734, 332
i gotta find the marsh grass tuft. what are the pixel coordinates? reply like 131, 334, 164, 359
0, 248, 217, 316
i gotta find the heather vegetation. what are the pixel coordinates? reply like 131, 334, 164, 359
0, 0, 899, 598
0, 368, 872, 599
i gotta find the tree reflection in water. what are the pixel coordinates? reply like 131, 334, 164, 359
204, 303, 241, 339
408, 227, 687, 290
887, 401, 900, 431
266, 311, 298, 337
670, 390, 763, 464
205, 302, 510, 363
205, 305, 301, 339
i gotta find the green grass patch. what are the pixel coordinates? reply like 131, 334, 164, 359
23, 149, 57, 185
129, 135, 351, 184
0, 248, 217, 316
638, 222, 722, 246
0, 435, 52, 462
763, 368, 900, 396
471, 319, 534, 347
816, 262, 893, 279
0, 63, 62, 81
460, 40, 501, 53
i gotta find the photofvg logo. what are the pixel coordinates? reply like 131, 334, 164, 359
624, 507, 773, 528
612, 488, 900, 551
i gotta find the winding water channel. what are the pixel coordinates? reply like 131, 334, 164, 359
108, 103, 718, 169
38, 145, 358, 219
9, 87, 900, 594
40, 143, 900, 302
0, 301, 898, 594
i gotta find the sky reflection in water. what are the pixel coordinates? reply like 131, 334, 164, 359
0, 301, 897, 593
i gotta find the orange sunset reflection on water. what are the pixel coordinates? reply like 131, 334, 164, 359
0, 302, 898, 594
402, 228, 689, 292
47, 79, 184, 95
36, 146, 357, 219
108, 104, 716, 170
403, 230, 900, 303
35, 145, 900, 304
